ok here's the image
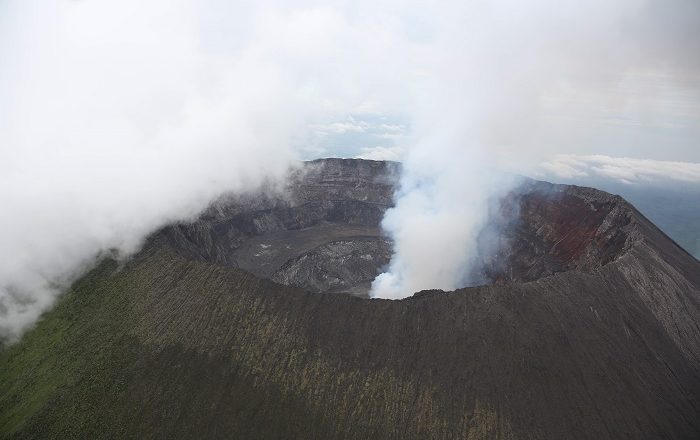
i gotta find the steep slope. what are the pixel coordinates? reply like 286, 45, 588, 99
1, 159, 699, 440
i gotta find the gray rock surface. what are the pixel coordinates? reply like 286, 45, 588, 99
164, 158, 397, 295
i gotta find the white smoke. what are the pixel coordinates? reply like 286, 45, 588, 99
0, 0, 413, 341
0, 1, 301, 341
370, 0, 700, 298
371, 148, 514, 298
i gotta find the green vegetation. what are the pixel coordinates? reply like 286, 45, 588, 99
0, 259, 142, 438
0, 241, 511, 439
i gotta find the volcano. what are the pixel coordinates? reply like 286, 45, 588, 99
1, 158, 699, 439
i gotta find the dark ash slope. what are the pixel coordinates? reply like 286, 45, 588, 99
1, 159, 699, 440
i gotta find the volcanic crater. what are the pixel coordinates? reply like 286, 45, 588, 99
163, 158, 637, 296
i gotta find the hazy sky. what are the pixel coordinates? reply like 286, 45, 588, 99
2, 1, 698, 170
1, 0, 699, 334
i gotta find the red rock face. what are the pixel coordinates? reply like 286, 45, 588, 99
475, 181, 635, 285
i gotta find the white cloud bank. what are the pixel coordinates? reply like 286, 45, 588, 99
0, 1, 309, 341
539, 155, 700, 184
0, 0, 417, 341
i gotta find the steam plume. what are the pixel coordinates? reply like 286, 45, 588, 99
371, 0, 700, 298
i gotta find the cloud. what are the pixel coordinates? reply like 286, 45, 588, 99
355, 146, 405, 161
305, 114, 409, 159
309, 117, 371, 135
0, 0, 314, 341
0, 0, 416, 341
538, 155, 700, 184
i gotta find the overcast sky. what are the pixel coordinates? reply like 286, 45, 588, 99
1, 0, 699, 335
2, 1, 699, 176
